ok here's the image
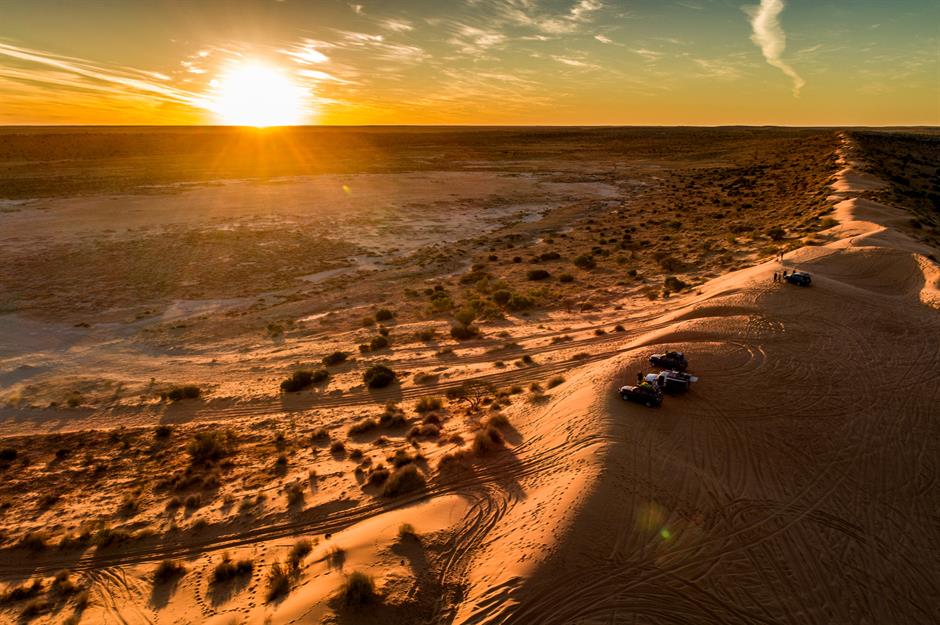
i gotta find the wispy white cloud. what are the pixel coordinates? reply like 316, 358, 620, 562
447, 23, 507, 55
552, 55, 599, 69
744, 0, 804, 96
0, 42, 201, 106
594, 34, 613, 44
498, 0, 605, 35
382, 19, 414, 33
632, 48, 662, 62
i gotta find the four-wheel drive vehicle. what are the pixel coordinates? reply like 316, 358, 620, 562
644, 370, 698, 394
649, 351, 688, 371
619, 383, 663, 407
785, 271, 812, 286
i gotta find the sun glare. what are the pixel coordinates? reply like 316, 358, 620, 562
208, 61, 308, 127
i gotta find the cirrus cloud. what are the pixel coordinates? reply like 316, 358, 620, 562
744, 0, 805, 96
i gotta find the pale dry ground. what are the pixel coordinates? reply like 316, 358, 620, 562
0, 131, 936, 624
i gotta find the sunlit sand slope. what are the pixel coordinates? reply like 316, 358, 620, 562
460, 139, 939, 624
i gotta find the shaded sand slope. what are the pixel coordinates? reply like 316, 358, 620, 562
465, 145, 939, 623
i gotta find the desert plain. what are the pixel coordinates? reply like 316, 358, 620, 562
0, 126, 937, 624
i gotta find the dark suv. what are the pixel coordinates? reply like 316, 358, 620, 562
785, 271, 812, 286
649, 351, 688, 371
619, 384, 663, 407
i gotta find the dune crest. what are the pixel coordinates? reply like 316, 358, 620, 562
456, 135, 939, 623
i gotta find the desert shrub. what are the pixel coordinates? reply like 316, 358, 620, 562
286, 483, 304, 506
363, 365, 396, 389
382, 464, 426, 497
594, 328, 606, 335
289, 539, 313, 568
505, 292, 535, 311
453, 308, 476, 326
492, 289, 512, 305
92, 527, 132, 548
187, 431, 233, 465
322, 351, 348, 366
663, 276, 689, 292
310, 428, 330, 444
379, 403, 407, 428
341, 571, 376, 607
398, 523, 417, 540
361, 316, 375, 327
348, 417, 379, 436
559, 273, 574, 283
450, 323, 480, 340
437, 449, 472, 472
613, 324, 625, 332
184, 494, 201, 510
0, 448, 16, 462
154, 425, 173, 440
367, 465, 390, 486
767, 226, 786, 241
487, 413, 511, 429
417, 328, 437, 341
211, 554, 253, 584
50, 570, 77, 596
17, 531, 48, 551
164, 385, 201, 402
574, 254, 596, 270
330, 440, 346, 455
527, 269, 550, 281
266, 561, 292, 602
280, 369, 329, 392
358, 344, 370, 353
415, 396, 443, 413
369, 335, 389, 351
546, 376, 565, 389
1, 579, 43, 603
375, 308, 395, 322
349, 448, 364, 461
473, 426, 505, 455
153, 560, 186, 585
20, 598, 49, 619
408, 423, 440, 439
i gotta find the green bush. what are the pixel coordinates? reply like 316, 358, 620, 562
341, 571, 376, 607
153, 560, 186, 585
280, 369, 329, 392
266, 561, 292, 602
382, 464, 427, 497
574, 254, 596, 270
527, 269, 550, 281
663, 276, 689, 292
415, 396, 443, 413
211, 554, 253, 584
322, 351, 348, 366
164, 385, 200, 402
363, 365, 396, 389
187, 431, 233, 465
348, 417, 379, 435
450, 324, 480, 340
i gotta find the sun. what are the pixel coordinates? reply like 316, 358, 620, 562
208, 61, 308, 127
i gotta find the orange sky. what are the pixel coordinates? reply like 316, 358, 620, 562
1, 0, 937, 126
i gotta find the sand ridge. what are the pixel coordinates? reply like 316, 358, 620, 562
464, 135, 939, 623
